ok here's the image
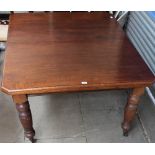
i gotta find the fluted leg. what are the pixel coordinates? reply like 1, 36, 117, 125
12, 95, 35, 142
122, 87, 145, 136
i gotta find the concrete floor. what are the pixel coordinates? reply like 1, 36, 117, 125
0, 51, 155, 143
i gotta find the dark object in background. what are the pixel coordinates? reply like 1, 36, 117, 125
0, 14, 9, 25
0, 13, 10, 20
0, 20, 9, 25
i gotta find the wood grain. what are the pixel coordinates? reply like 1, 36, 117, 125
122, 87, 145, 136
13, 95, 35, 142
1, 12, 155, 95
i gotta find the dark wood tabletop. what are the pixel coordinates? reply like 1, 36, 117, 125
1, 12, 154, 95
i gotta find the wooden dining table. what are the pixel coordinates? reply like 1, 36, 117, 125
1, 12, 155, 142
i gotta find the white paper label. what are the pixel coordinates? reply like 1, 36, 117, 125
81, 81, 88, 85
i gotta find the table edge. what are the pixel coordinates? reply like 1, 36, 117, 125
1, 80, 154, 95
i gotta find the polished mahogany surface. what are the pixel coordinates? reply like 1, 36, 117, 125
1, 12, 155, 95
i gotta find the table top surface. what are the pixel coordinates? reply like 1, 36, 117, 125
2, 12, 155, 95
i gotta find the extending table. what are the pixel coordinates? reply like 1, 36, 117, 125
1, 12, 155, 142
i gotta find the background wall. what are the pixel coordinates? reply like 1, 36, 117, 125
126, 11, 155, 75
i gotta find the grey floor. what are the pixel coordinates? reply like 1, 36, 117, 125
0, 51, 155, 143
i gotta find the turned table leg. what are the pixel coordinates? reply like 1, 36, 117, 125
122, 87, 145, 136
12, 95, 35, 142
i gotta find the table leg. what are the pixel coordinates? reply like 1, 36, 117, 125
122, 87, 145, 136
12, 95, 35, 142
